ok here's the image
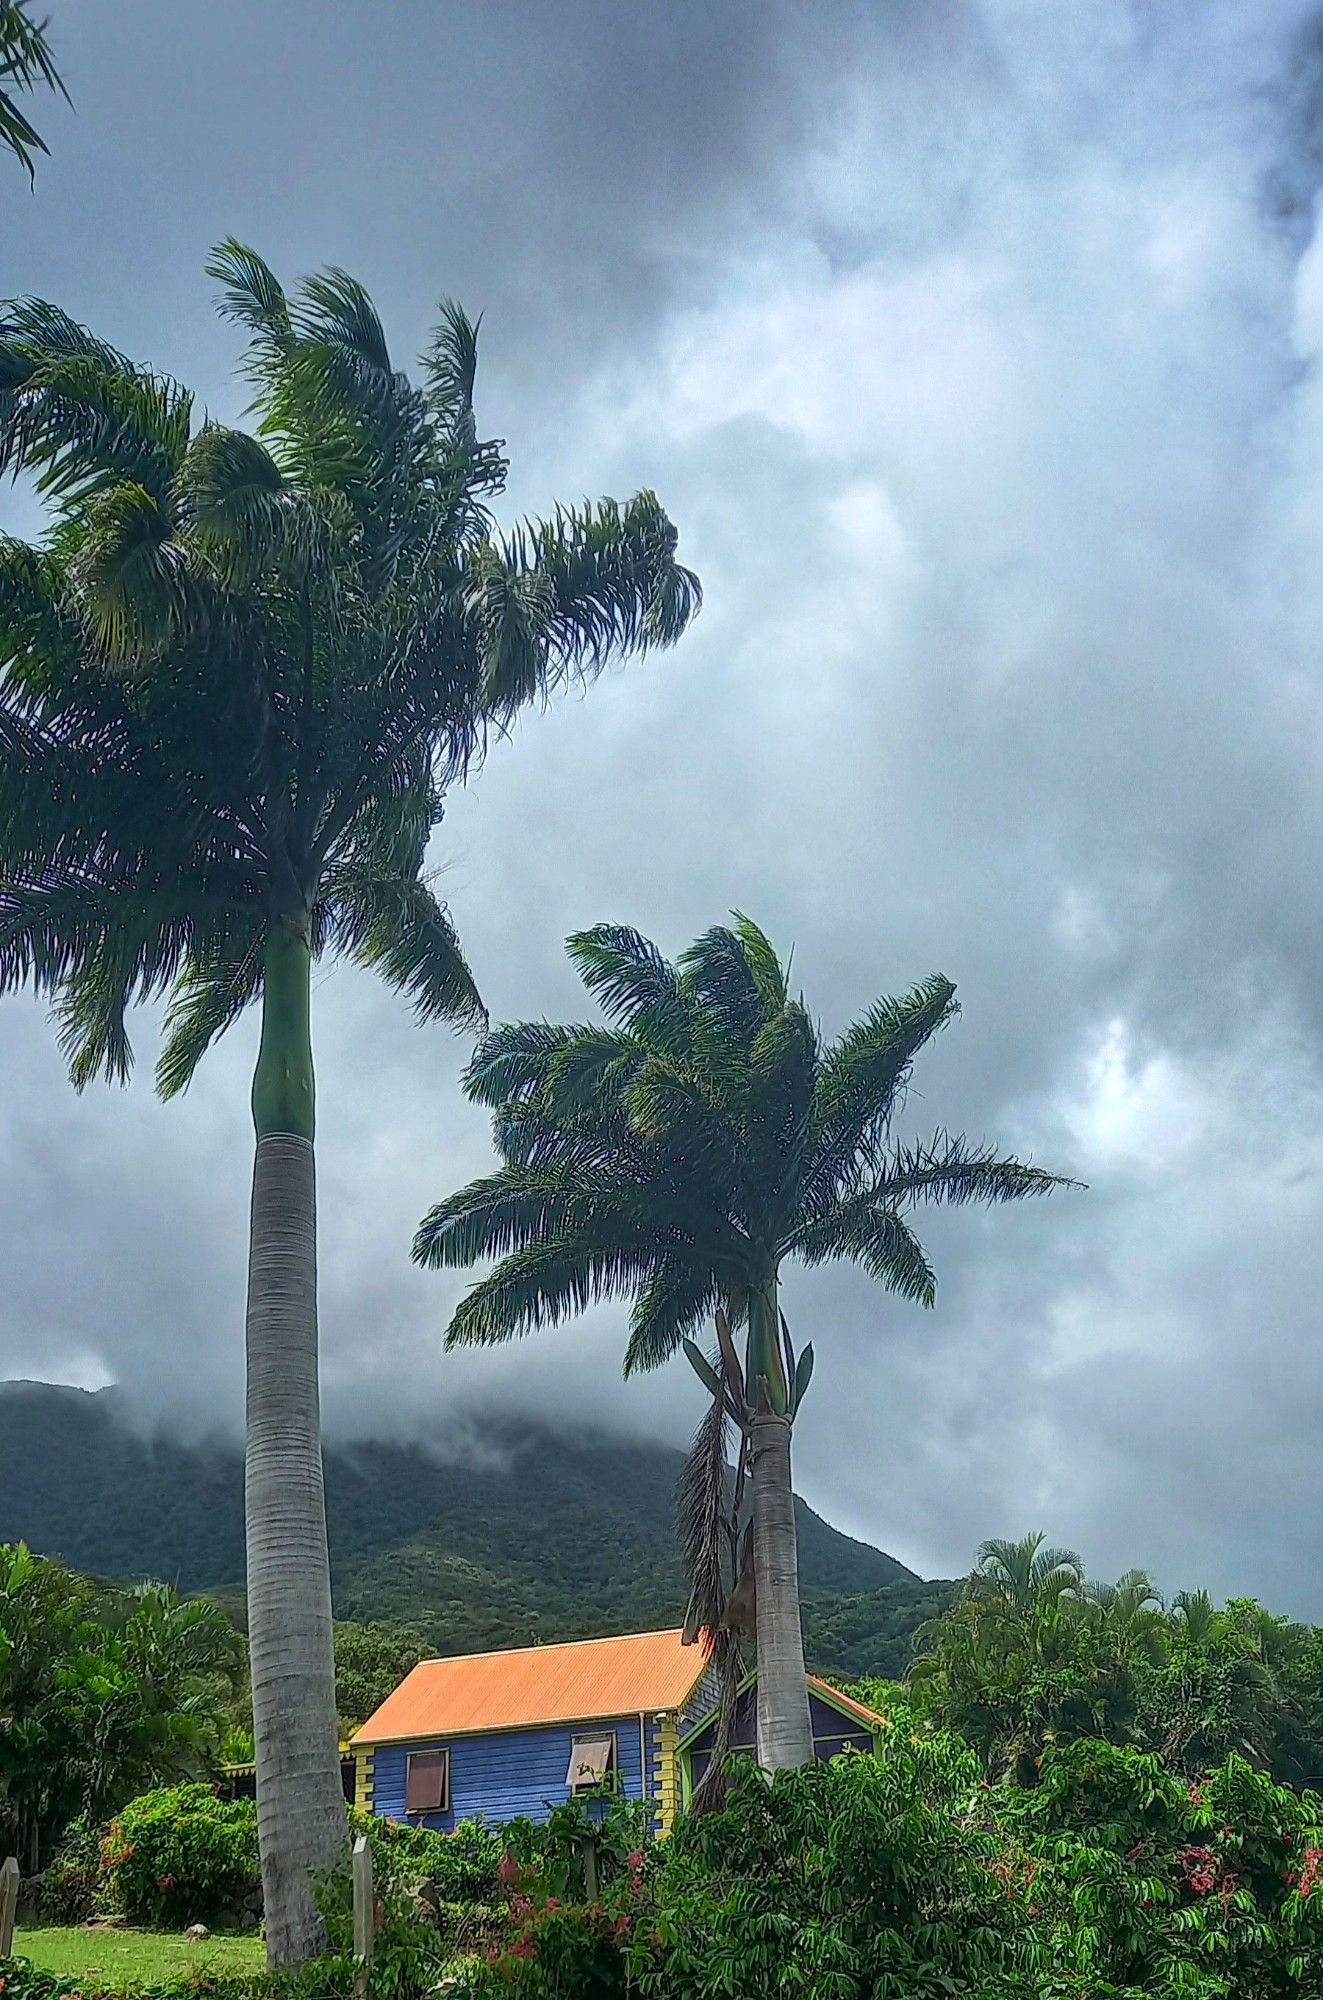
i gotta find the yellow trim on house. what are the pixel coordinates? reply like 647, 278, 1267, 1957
354, 1747, 375, 1811
655, 1713, 679, 1835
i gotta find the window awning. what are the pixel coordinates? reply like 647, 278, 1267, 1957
566, 1734, 614, 1788
405, 1750, 448, 1813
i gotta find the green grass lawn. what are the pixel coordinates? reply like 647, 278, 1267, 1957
12, 1925, 266, 1984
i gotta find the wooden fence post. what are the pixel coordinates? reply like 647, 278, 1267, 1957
352, 1835, 373, 2000
0, 1856, 19, 1958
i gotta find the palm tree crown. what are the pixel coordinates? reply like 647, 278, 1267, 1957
417, 915, 1072, 1380
0, 247, 699, 1088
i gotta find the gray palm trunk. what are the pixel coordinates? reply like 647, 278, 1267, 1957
750, 1404, 814, 1770
245, 1133, 346, 1965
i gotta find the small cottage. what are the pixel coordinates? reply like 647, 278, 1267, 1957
678, 1672, 888, 1805
351, 1628, 716, 1834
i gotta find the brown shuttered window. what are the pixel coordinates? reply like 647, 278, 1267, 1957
566, 1733, 616, 1792
404, 1749, 449, 1813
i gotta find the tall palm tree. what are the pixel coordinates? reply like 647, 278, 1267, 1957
0, 3, 66, 180
414, 917, 1075, 1771
0, 251, 698, 1959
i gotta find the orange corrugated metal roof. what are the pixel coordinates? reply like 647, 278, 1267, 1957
352, 1629, 712, 1744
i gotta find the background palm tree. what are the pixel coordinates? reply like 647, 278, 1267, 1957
0, 251, 698, 1958
415, 916, 1074, 1774
0, 3, 65, 180
969, 1533, 1085, 1613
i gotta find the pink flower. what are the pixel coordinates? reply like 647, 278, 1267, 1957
544, 1895, 560, 1911
1294, 1846, 1323, 1897
627, 1851, 646, 1872
612, 1914, 632, 1939
508, 1936, 535, 1960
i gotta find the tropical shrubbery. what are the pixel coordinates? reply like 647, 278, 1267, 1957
101, 1786, 260, 1928
907, 1533, 1323, 1787
440, 1739, 1323, 2000
0, 1543, 244, 1870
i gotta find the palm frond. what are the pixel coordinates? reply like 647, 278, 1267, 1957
543, 1028, 647, 1116
68, 481, 187, 659
744, 1001, 818, 1231
443, 1236, 652, 1347
790, 1196, 936, 1304
328, 869, 484, 1029
625, 1262, 719, 1375
807, 974, 959, 1196
207, 239, 292, 348
463, 1021, 594, 1108
731, 911, 787, 1014
413, 1163, 644, 1270
477, 491, 700, 718
0, 320, 192, 509
872, 1131, 1082, 1207
0, 3, 68, 183
680, 922, 778, 1056
177, 424, 317, 589
566, 924, 692, 1053
155, 931, 266, 1098
676, 1353, 738, 1636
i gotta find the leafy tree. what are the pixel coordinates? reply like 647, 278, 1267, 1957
415, 917, 1071, 1772
0, 2, 65, 181
0, 252, 697, 1959
0, 1542, 90, 1868
334, 1619, 427, 1726
69, 1586, 244, 1821
0, 1546, 242, 1868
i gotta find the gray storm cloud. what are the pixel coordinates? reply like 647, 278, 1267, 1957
5, 0, 1323, 1611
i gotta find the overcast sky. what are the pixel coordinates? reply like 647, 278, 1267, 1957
7, 0, 1323, 1612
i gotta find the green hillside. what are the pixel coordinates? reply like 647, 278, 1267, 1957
0, 1381, 949, 1676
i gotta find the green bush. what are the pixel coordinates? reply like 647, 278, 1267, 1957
0, 1961, 257, 2000
26, 1817, 106, 1924
352, 1808, 503, 1906
101, 1785, 260, 1928
626, 1738, 1038, 1999
1014, 1745, 1323, 1997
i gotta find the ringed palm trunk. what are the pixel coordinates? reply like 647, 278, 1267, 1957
245, 919, 346, 1966
747, 1277, 813, 1772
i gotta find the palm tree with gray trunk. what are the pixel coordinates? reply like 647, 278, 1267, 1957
414, 917, 1075, 1775
0, 252, 698, 1960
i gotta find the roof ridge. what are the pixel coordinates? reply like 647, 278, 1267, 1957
414, 1626, 688, 1667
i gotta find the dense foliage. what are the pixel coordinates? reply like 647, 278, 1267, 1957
291, 1744, 1322, 2000
331, 1622, 427, 1727
102, 1786, 260, 1928
910, 1532, 1323, 1789
0, 1543, 242, 1868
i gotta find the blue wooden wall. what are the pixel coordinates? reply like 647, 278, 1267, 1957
684, 1687, 878, 1796
371, 1713, 655, 1830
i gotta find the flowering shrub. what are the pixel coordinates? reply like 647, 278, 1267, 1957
101, 1785, 259, 1928
461, 1798, 650, 1998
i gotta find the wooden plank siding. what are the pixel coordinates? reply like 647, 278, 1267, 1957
679, 1679, 888, 1804
368, 1713, 655, 1830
